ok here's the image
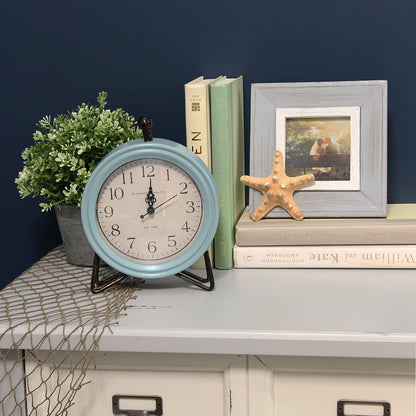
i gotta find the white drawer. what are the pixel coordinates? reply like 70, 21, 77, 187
25, 351, 245, 416
24, 352, 416, 415
249, 356, 415, 416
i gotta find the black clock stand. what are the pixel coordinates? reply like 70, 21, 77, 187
90, 251, 215, 293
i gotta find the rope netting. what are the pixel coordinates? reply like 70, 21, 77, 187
0, 247, 138, 415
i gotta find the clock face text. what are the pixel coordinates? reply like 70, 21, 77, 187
96, 158, 204, 264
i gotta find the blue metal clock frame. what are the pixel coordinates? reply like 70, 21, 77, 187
81, 137, 219, 281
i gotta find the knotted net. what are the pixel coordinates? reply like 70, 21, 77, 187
0, 247, 138, 415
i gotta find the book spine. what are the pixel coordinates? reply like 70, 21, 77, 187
185, 79, 212, 170
211, 77, 245, 269
233, 245, 416, 268
185, 78, 217, 268
235, 223, 416, 246
232, 77, 245, 226
211, 82, 234, 269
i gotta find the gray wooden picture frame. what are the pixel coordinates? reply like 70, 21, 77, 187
249, 81, 387, 218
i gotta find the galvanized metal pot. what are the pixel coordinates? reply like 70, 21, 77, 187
54, 204, 97, 266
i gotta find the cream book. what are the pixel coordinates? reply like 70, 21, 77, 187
236, 204, 416, 246
234, 244, 416, 269
184, 76, 224, 170
184, 76, 223, 268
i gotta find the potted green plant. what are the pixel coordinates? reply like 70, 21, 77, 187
15, 91, 143, 265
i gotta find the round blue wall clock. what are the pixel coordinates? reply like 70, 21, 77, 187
81, 117, 219, 292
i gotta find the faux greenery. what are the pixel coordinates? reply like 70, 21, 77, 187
16, 92, 143, 211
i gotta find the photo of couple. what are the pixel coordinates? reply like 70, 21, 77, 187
285, 117, 351, 181
309, 137, 339, 157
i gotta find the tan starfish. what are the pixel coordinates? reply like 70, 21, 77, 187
240, 150, 315, 221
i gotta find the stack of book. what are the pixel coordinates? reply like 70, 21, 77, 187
185, 75, 245, 269
233, 205, 416, 268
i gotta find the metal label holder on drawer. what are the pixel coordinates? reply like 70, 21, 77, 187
337, 400, 391, 416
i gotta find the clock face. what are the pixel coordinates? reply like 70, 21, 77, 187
82, 137, 219, 279
96, 158, 203, 264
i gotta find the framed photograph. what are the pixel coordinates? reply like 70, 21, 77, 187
249, 81, 387, 217
276, 106, 360, 191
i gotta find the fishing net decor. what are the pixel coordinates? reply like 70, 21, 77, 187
0, 246, 138, 415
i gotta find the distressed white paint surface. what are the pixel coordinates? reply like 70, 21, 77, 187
250, 81, 387, 217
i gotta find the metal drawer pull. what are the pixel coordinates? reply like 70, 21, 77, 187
337, 400, 390, 416
112, 395, 163, 416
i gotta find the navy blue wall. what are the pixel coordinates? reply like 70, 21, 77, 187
2, 1, 416, 288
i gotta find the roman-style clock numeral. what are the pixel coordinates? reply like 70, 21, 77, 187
122, 172, 133, 184
141, 165, 155, 177
147, 241, 157, 253
179, 182, 188, 194
111, 224, 120, 236
186, 201, 195, 213
109, 187, 124, 200
182, 221, 190, 232
168, 235, 177, 247
104, 206, 113, 217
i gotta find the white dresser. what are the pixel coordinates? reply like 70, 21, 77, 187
1, 248, 415, 415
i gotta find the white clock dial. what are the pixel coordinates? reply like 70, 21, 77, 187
96, 158, 203, 264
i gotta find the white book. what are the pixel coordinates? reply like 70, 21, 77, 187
184, 76, 223, 268
233, 244, 416, 269
184, 76, 224, 170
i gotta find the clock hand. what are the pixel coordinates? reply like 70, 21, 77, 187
144, 178, 157, 212
140, 194, 178, 219
146, 205, 155, 215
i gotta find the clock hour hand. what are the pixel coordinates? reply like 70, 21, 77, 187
140, 194, 178, 219
144, 178, 156, 214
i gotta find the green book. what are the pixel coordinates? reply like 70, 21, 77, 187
210, 76, 245, 269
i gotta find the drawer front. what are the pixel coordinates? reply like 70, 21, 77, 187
25, 352, 246, 416
249, 356, 415, 416
63, 368, 223, 415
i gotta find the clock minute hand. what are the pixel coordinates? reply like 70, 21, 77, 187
140, 194, 178, 219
